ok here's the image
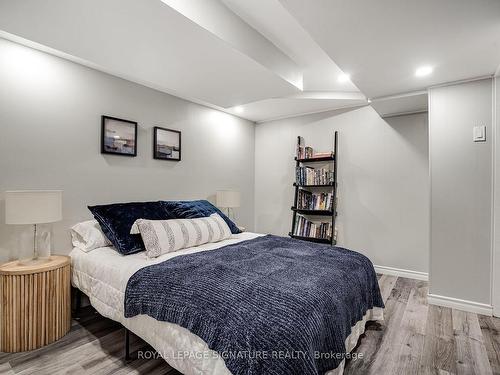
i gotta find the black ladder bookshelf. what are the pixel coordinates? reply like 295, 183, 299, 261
289, 132, 338, 245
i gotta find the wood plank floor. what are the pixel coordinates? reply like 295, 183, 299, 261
1, 276, 499, 374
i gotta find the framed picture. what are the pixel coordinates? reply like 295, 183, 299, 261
101, 115, 137, 157
153, 127, 181, 161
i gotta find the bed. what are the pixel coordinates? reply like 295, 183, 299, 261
71, 231, 384, 375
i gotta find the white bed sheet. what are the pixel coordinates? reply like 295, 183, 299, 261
70, 232, 383, 375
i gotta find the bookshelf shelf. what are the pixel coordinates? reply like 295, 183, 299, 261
288, 233, 332, 244
291, 207, 334, 216
293, 183, 334, 188
290, 132, 338, 246
294, 156, 335, 163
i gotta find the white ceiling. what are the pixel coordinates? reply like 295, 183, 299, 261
157, 0, 366, 121
160, 0, 303, 91
221, 0, 359, 92
370, 92, 428, 118
280, 0, 500, 99
0, 0, 300, 109
242, 92, 367, 122
0, 0, 498, 121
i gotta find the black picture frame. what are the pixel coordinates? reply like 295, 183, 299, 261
153, 127, 181, 161
101, 115, 138, 157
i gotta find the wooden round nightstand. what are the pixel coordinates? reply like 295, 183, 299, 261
0, 255, 71, 352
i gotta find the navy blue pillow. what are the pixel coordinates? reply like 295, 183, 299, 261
88, 201, 175, 255
162, 200, 241, 234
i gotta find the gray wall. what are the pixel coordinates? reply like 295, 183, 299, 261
429, 78, 493, 305
495, 77, 500, 316
0, 38, 255, 262
255, 106, 429, 273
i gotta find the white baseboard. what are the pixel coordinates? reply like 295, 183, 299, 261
374, 265, 428, 281
427, 293, 493, 316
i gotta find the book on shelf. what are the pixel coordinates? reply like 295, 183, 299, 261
304, 147, 313, 159
293, 215, 332, 240
296, 166, 334, 185
297, 190, 334, 211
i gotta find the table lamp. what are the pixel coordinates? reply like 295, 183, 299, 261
216, 190, 240, 221
5, 190, 62, 264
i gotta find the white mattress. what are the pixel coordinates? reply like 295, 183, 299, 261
70, 232, 383, 375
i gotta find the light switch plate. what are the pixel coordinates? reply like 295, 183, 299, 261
473, 125, 486, 142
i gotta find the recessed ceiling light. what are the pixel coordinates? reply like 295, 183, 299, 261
234, 106, 244, 114
338, 73, 351, 83
415, 66, 433, 77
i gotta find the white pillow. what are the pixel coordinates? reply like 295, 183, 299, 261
131, 213, 231, 258
71, 220, 111, 252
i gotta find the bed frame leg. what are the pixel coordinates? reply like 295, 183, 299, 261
125, 328, 131, 361
74, 288, 82, 319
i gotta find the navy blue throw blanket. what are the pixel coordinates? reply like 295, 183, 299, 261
125, 235, 384, 375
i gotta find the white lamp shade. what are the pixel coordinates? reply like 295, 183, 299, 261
216, 190, 240, 208
5, 190, 63, 225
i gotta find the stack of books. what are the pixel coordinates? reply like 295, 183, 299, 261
296, 166, 334, 185
293, 215, 332, 240
297, 190, 334, 211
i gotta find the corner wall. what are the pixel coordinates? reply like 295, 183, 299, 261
255, 106, 429, 275
0, 38, 256, 262
493, 76, 500, 317
429, 78, 493, 307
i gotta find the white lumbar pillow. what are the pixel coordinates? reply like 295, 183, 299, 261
71, 220, 112, 252
131, 213, 232, 258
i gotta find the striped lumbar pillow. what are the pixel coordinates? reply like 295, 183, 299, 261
131, 213, 232, 258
